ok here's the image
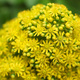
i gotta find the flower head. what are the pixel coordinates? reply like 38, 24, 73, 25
0, 3, 80, 80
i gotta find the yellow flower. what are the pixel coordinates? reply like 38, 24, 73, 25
52, 48, 63, 64
11, 38, 23, 53
62, 52, 78, 68
11, 62, 25, 77
45, 25, 58, 39
33, 23, 46, 36
62, 70, 76, 80
37, 65, 51, 79
22, 73, 36, 80
4, 18, 20, 41
21, 56, 30, 67
0, 56, 28, 78
64, 39, 79, 53
0, 63, 10, 77
11, 32, 28, 53
40, 40, 54, 54
0, 58, 11, 77
76, 73, 80, 80
31, 4, 44, 19
36, 75, 42, 80
49, 3, 59, 15
72, 17, 80, 41
0, 76, 7, 80
53, 32, 67, 49
35, 54, 49, 67
27, 39, 39, 51
77, 66, 80, 74
18, 10, 32, 28
39, 9, 52, 21
50, 63, 62, 79
30, 47, 42, 60
0, 36, 8, 56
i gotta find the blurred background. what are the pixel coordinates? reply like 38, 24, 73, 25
0, 0, 80, 28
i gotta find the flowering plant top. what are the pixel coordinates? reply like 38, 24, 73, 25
0, 3, 80, 80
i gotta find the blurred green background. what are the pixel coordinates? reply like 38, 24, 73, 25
0, 0, 80, 28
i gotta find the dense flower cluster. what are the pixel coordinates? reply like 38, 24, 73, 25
0, 3, 80, 80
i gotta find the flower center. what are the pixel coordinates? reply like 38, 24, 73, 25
58, 36, 63, 42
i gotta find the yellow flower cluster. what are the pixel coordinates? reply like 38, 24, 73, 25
0, 3, 80, 80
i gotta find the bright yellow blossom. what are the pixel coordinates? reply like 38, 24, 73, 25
0, 3, 80, 80
37, 65, 51, 79
40, 40, 54, 54
22, 73, 36, 80
35, 54, 49, 67
62, 70, 76, 80
45, 25, 58, 39
33, 23, 46, 36
53, 32, 67, 49
52, 48, 63, 64
62, 52, 78, 68
27, 39, 39, 51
